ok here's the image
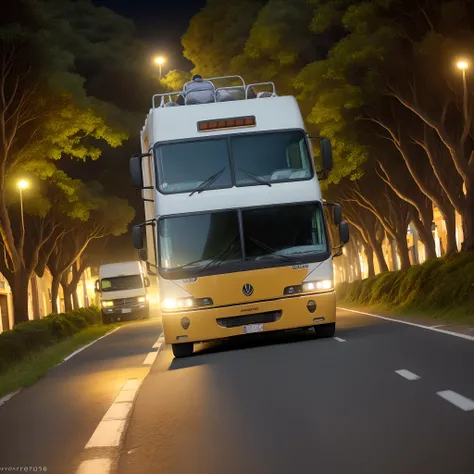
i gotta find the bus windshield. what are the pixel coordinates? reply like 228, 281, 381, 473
158, 203, 327, 273
155, 130, 312, 194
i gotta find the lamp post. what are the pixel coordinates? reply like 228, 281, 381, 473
154, 56, 166, 79
17, 179, 28, 235
456, 60, 469, 122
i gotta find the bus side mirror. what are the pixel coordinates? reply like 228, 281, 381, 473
321, 138, 333, 172
130, 154, 148, 188
132, 225, 144, 250
339, 221, 349, 244
94, 279, 100, 293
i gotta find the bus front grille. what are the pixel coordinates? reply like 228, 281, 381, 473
216, 310, 282, 329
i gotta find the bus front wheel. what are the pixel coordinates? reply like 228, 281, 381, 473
172, 342, 194, 358
314, 322, 335, 339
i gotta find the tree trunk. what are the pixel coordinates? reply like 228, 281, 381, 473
364, 243, 375, 277
72, 286, 80, 310
51, 275, 61, 314
461, 194, 474, 252
61, 280, 73, 313
436, 204, 457, 255
372, 240, 389, 272
10, 271, 31, 325
395, 236, 411, 270
411, 216, 437, 260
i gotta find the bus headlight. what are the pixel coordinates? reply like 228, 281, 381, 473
138, 296, 146, 303
102, 301, 114, 308
161, 297, 214, 310
302, 279, 333, 291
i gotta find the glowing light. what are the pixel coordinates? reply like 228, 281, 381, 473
17, 180, 29, 190
457, 60, 469, 70
154, 56, 165, 65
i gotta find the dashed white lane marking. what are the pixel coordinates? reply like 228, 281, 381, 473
79, 330, 165, 472
395, 369, 420, 381
334, 337, 346, 342
76, 458, 112, 474
143, 351, 158, 365
338, 307, 474, 342
103, 402, 133, 421
63, 327, 121, 362
437, 390, 474, 411
152, 332, 163, 348
0, 389, 21, 408
85, 419, 126, 448
122, 379, 141, 391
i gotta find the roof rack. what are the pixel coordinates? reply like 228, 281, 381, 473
151, 76, 277, 108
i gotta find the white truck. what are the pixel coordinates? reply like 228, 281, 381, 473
95, 261, 151, 323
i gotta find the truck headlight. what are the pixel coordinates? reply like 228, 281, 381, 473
138, 296, 146, 303
102, 301, 114, 308
302, 279, 333, 291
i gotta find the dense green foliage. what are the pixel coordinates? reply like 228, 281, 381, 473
337, 253, 474, 321
0, 306, 102, 372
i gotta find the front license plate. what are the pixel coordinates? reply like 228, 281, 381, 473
122, 308, 132, 314
243, 323, 264, 334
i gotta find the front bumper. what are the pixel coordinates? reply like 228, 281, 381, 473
162, 291, 335, 344
102, 303, 148, 316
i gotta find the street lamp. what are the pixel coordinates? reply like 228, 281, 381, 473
17, 179, 29, 235
154, 56, 166, 79
456, 59, 470, 122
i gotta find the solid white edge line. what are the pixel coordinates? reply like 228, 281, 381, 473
334, 337, 346, 342
338, 307, 474, 342
0, 389, 21, 407
437, 390, 474, 411
395, 369, 420, 381
63, 327, 121, 362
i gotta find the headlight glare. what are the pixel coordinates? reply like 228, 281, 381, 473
138, 296, 146, 303
302, 279, 333, 292
102, 301, 113, 308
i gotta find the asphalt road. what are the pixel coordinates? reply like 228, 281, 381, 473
0, 308, 473, 474
0, 314, 162, 474
118, 308, 474, 474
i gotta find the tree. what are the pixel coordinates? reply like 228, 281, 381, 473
182, 0, 266, 78
43, 183, 134, 313
0, 0, 127, 324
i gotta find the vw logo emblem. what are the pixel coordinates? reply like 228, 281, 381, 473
242, 283, 254, 297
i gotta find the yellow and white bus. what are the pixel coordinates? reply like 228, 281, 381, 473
130, 76, 349, 358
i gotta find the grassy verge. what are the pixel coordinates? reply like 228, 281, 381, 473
0, 324, 117, 399
337, 252, 474, 326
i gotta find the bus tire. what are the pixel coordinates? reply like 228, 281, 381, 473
102, 312, 111, 325
314, 322, 335, 339
172, 342, 194, 358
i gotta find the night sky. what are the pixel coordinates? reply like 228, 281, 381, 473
92, 0, 207, 71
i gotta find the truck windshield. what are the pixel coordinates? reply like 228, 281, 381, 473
101, 275, 143, 292
158, 202, 327, 274
154, 130, 312, 194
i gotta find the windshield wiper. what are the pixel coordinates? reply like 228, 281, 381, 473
247, 237, 301, 263
197, 237, 240, 273
239, 168, 271, 187
189, 168, 226, 196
